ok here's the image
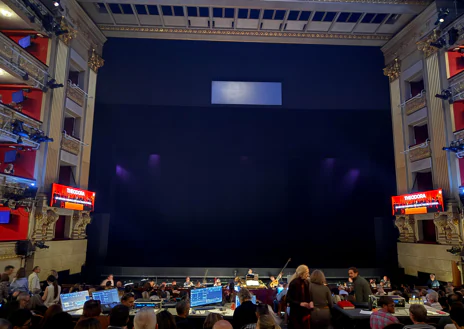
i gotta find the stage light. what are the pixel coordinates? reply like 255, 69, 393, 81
12, 120, 29, 138
435, 89, 452, 100
46, 78, 64, 89
1, 9, 12, 17
17, 137, 23, 144
435, 8, 449, 25
53, 1, 59, 7
30, 183, 35, 186
430, 37, 446, 49
449, 28, 460, 46
0, 69, 4, 75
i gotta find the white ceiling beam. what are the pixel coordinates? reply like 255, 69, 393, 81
257, 8, 263, 30
328, 12, 341, 32
76, 0, 426, 15
157, 4, 165, 27
103, 3, 117, 25
351, 12, 366, 33
209, 6, 213, 29
374, 14, 390, 34
280, 10, 289, 31
131, 4, 141, 26
183, 5, 189, 27
304, 11, 315, 32
234, 7, 238, 29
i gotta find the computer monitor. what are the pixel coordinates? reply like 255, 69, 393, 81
235, 294, 256, 307
92, 289, 120, 305
0, 211, 10, 224
11, 90, 24, 104
190, 286, 222, 307
18, 36, 31, 49
61, 290, 90, 312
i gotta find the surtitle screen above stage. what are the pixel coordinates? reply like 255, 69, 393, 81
391, 189, 444, 216
51, 183, 96, 211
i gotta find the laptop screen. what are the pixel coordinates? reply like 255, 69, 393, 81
92, 289, 120, 305
61, 291, 90, 312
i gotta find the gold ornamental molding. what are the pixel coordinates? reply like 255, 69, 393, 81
88, 49, 104, 73
98, 25, 391, 41
383, 58, 401, 82
417, 29, 440, 58
59, 19, 77, 46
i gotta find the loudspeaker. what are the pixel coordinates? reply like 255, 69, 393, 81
15, 240, 35, 256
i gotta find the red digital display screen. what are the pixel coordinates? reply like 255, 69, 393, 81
51, 183, 95, 211
391, 189, 444, 216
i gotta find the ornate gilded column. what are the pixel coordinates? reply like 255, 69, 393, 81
433, 212, 461, 244
72, 211, 91, 239
385, 59, 408, 195
395, 215, 416, 242
418, 30, 451, 197
44, 39, 71, 188
79, 50, 103, 189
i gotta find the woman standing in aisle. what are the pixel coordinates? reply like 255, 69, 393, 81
309, 270, 332, 329
286, 265, 312, 329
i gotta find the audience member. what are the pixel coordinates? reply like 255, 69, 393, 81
404, 304, 435, 329
0, 319, 11, 329
213, 321, 233, 329
157, 310, 177, 329
175, 300, 193, 329
348, 267, 371, 303
0, 273, 10, 301
370, 296, 399, 329
3, 266, 14, 281
134, 307, 157, 329
381, 276, 391, 288
450, 303, 464, 329
75, 318, 102, 329
9, 268, 28, 293
233, 288, 257, 329
79, 299, 110, 329
257, 315, 282, 329
49, 270, 58, 280
28, 266, 41, 294
42, 275, 61, 307
8, 309, 32, 329
17, 292, 31, 309
204, 313, 223, 329
116, 281, 123, 288
121, 294, 135, 309
101, 274, 114, 287
108, 305, 130, 329
47, 312, 75, 329
426, 291, 442, 310
309, 270, 332, 329
39, 304, 62, 328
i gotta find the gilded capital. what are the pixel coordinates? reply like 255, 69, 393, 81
88, 49, 104, 73
417, 29, 440, 58
383, 58, 401, 82
59, 19, 77, 46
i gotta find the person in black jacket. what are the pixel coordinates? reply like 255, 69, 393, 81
287, 265, 311, 329
348, 267, 371, 303
233, 288, 257, 329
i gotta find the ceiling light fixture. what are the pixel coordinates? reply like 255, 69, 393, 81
53, 1, 59, 7
0, 9, 12, 17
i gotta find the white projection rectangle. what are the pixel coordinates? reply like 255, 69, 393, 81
211, 81, 282, 105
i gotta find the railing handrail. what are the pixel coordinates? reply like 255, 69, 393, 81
399, 90, 426, 108
62, 131, 88, 146
67, 80, 88, 97
0, 102, 42, 126
402, 140, 430, 154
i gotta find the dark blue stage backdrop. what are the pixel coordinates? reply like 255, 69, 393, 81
89, 39, 397, 269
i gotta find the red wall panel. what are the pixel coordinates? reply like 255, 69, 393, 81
454, 102, 464, 132
0, 148, 36, 179
448, 52, 464, 78
2, 32, 49, 65
0, 206, 29, 241
0, 86, 43, 121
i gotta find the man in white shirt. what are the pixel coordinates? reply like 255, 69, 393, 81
101, 274, 114, 287
28, 266, 41, 293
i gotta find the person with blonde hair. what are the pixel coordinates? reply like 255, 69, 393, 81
287, 265, 311, 329
134, 307, 157, 329
309, 270, 332, 329
257, 314, 282, 329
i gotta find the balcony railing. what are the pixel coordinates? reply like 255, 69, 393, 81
409, 141, 431, 162
0, 102, 42, 148
404, 91, 427, 115
61, 132, 80, 156
66, 81, 85, 107
0, 32, 49, 90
